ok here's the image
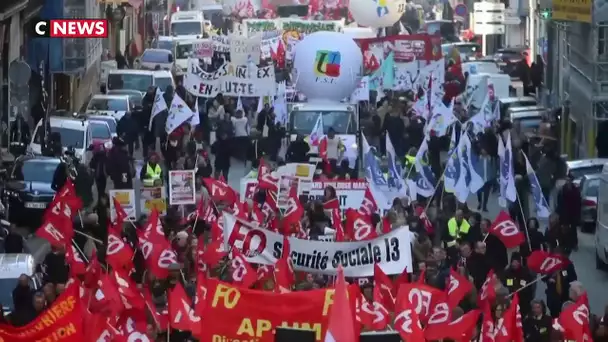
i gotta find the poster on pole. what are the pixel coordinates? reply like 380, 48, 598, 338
169, 170, 196, 205
109, 189, 136, 222
277, 175, 299, 210
140, 187, 167, 215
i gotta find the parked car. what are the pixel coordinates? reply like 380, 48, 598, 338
491, 46, 530, 77
580, 174, 600, 232
566, 159, 608, 186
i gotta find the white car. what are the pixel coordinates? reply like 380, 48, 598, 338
107, 69, 155, 95
153, 70, 175, 92
29, 117, 93, 165
136, 48, 174, 71
84, 114, 117, 138
86, 94, 133, 121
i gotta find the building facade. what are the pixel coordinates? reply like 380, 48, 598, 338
543, 0, 608, 158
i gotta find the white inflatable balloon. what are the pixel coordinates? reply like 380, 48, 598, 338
348, 0, 406, 28
292, 31, 363, 101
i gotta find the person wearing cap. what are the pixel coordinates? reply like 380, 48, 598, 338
502, 252, 535, 316
140, 153, 163, 187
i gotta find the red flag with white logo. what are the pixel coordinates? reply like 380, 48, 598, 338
446, 268, 474, 308
425, 309, 481, 341
106, 223, 134, 271
394, 285, 425, 341
229, 248, 258, 288
203, 177, 237, 205
488, 211, 525, 248
358, 187, 378, 217
280, 185, 304, 233
168, 282, 201, 332
526, 250, 570, 275
345, 209, 377, 241
558, 292, 592, 341
274, 236, 295, 293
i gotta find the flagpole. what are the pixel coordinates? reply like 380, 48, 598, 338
516, 191, 533, 251
506, 274, 548, 298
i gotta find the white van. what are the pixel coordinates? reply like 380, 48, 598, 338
153, 70, 176, 92
107, 69, 155, 95
171, 11, 206, 39
29, 117, 93, 165
0, 254, 41, 313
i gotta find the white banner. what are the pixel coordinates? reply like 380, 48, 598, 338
184, 59, 276, 98
350, 76, 370, 103
223, 213, 412, 277
260, 36, 280, 59
229, 34, 261, 65
240, 179, 392, 213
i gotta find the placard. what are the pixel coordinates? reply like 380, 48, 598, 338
169, 170, 196, 205
277, 175, 299, 209
184, 60, 276, 97
109, 189, 136, 222
140, 186, 167, 215
229, 34, 261, 65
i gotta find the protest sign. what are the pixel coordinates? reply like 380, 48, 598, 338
211, 35, 230, 53
200, 279, 357, 342
243, 19, 279, 34
0, 285, 83, 341
109, 189, 136, 221
260, 35, 281, 59
281, 19, 344, 42
241, 179, 391, 213
140, 186, 167, 215
184, 60, 276, 97
193, 40, 213, 58
169, 170, 196, 205
350, 76, 370, 102
274, 163, 315, 193
229, 34, 261, 65
277, 175, 298, 209
223, 213, 412, 277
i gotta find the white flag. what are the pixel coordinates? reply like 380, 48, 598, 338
150, 87, 167, 130
190, 98, 200, 126
165, 94, 193, 134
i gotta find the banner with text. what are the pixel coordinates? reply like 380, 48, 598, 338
0, 284, 84, 341
223, 213, 412, 277
201, 279, 357, 342
184, 59, 276, 97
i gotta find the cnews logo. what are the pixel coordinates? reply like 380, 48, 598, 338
32, 19, 108, 38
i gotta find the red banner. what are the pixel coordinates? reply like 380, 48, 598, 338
0, 284, 84, 341
201, 279, 357, 342
356, 34, 443, 64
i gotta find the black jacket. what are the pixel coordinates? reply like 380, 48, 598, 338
211, 139, 231, 169
502, 266, 535, 302
51, 163, 67, 192
286, 140, 310, 163
117, 114, 139, 143
107, 147, 133, 188
523, 314, 552, 342
466, 252, 492, 290
42, 252, 69, 284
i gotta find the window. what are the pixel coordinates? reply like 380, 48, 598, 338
599, 24, 608, 60
153, 39, 175, 51
12, 160, 58, 183
87, 98, 129, 112
107, 73, 153, 93
92, 117, 117, 132
91, 123, 111, 140
175, 43, 193, 59
141, 50, 172, 64
171, 21, 203, 36
34, 126, 85, 149
290, 111, 356, 135
155, 77, 173, 92
586, 179, 600, 197
569, 166, 604, 180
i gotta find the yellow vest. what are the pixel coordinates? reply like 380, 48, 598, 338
404, 155, 416, 178
143, 163, 162, 187
447, 217, 470, 241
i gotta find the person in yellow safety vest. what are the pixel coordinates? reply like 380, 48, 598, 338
444, 210, 471, 249
403, 147, 417, 179
140, 153, 163, 187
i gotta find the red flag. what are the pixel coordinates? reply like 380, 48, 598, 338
229, 248, 257, 288
397, 283, 442, 323
558, 293, 592, 341
257, 158, 278, 192
66, 244, 86, 277
324, 267, 357, 342
373, 264, 396, 310
425, 309, 481, 341
281, 186, 304, 233
447, 268, 474, 308
323, 197, 340, 211
345, 209, 377, 241
488, 211, 525, 248
274, 236, 295, 293
480, 300, 497, 342
203, 177, 237, 205
36, 220, 70, 247
112, 197, 129, 224
168, 282, 200, 331
359, 286, 390, 331
106, 223, 134, 271
496, 293, 524, 342
357, 187, 378, 216
394, 285, 425, 341
318, 136, 328, 160
526, 250, 570, 275
332, 208, 346, 241
478, 270, 497, 304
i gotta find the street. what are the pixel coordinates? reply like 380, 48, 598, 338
22, 147, 608, 315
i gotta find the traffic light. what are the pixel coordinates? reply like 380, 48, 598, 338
540, 9, 552, 19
